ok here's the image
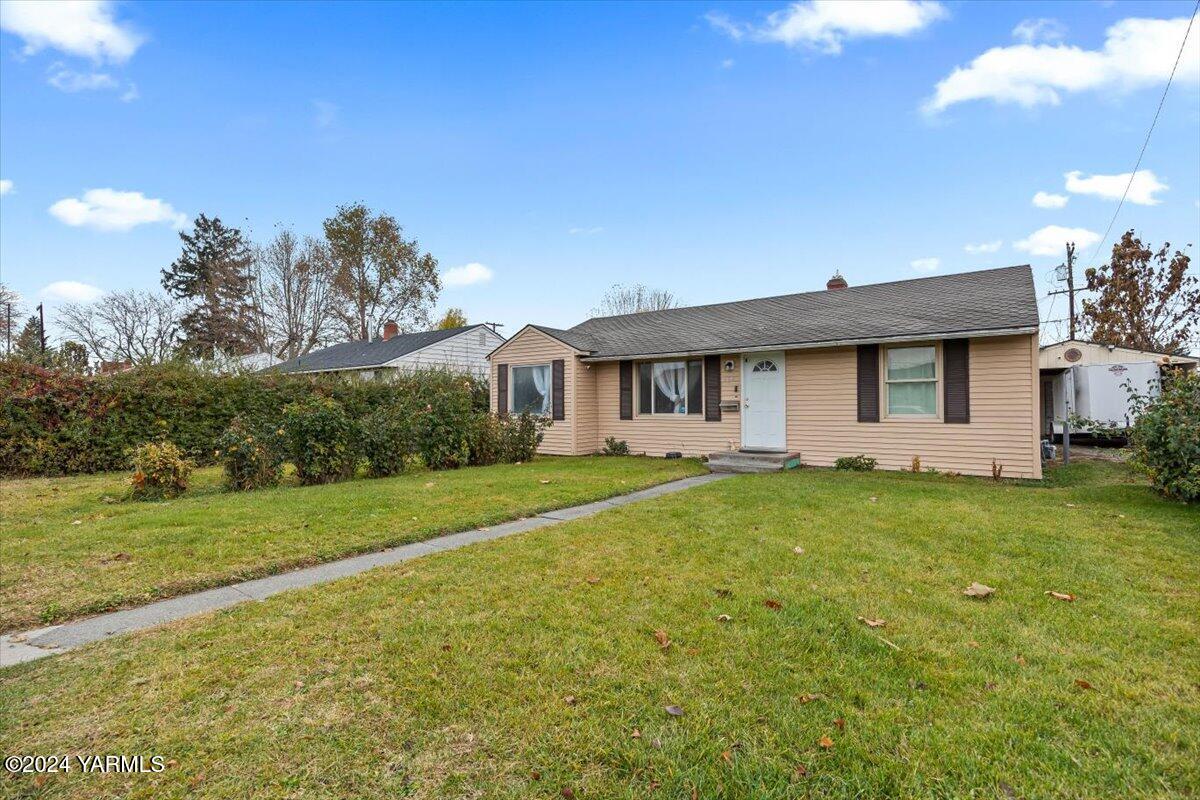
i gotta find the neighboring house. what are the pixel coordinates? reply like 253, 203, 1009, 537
489, 265, 1044, 478
1039, 339, 1196, 440
270, 323, 504, 380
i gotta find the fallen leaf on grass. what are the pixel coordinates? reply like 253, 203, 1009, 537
714, 588, 732, 598
631, 728, 641, 739
1045, 591, 1076, 602
716, 614, 732, 623
530, 770, 541, 780
584, 576, 600, 585
963, 582, 995, 598
793, 546, 805, 555
793, 764, 808, 778
1074, 679, 1094, 690
539, 479, 551, 484
664, 705, 684, 717
763, 599, 783, 610
71, 519, 82, 525
1015, 655, 1026, 666
798, 693, 824, 704
869, 496, 877, 503
654, 630, 671, 649
424, 482, 435, 488
563, 695, 577, 705
857, 616, 886, 628
834, 718, 845, 730
33, 774, 48, 788
818, 736, 834, 749
561, 789, 575, 799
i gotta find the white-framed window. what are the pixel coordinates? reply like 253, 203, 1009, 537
510, 364, 551, 415
885, 345, 937, 416
638, 360, 702, 415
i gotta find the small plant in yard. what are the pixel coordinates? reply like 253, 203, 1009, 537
467, 413, 505, 466
504, 411, 547, 462
362, 406, 414, 477
283, 397, 360, 485
603, 437, 630, 456
468, 411, 548, 465
1127, 368, 1199, 501
129, 441, 192, 499
991, 459, 1004, 481
216, 417, 286, 490
835, 454, 876, 471
910, 455, 921, 473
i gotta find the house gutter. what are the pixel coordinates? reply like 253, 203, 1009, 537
577, 325, 1040, 362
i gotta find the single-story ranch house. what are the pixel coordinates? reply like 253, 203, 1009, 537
271, 322, 504, 380
489, 265, 1043, 478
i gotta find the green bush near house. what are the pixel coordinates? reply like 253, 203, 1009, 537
283, 397, 361, 485
0, 359, 488, 477
129, 440, 192, 500
361, 406, 414, 477
216, 417, 287, 490
834, 454, 877, 471
602, 436, 631, 456
1128, 368, 1199, 502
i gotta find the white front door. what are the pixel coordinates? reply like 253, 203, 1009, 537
742, 352, 787, 451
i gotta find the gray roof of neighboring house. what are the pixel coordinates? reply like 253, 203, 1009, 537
270, 325, 491, 374
545, 265, 1038, 359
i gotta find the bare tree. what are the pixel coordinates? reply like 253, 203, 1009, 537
250, 228, 336, 359
0, 282, 21, 354
592, 283, 678, 317
322, 203, 441, 341
59, 290, 179, 365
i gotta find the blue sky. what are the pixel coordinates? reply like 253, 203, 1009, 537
1, 0, 1198, 343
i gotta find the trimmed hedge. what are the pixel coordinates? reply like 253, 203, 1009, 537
0, 359, 489, 477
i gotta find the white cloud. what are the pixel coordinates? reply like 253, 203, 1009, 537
910, 257, 940, 273
720, 58, 735, 69
442, 262, 493, 288
964, 240, 1002, 254
0, 0, 143, 62
924, 16, 1200, 113
0, 179, 12, 195
1012, 18, 1066, 44
1064, 169, 1167, 205
48, 188, 186, 232
1014, 225, 1100, 257
119, 82, 138, 102
568, 226, 604, 236
46, 63, 117, 92
1032, 191, 1069, 209
706, 0, 946, 55
38, 280, 104, 303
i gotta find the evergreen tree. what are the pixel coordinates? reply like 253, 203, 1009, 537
13, 315, 44, 364
161, 214, 257, 358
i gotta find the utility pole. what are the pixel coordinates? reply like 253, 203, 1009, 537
1048, 242, 1079, 341
4, 302, 10, 356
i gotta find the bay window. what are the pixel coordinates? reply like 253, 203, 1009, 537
885, 346, 937, 416
638, 360, 702, 415
510, 364, 551, 415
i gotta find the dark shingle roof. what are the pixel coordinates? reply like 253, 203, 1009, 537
270, 325, 486, 374
563, 265, 1038, 359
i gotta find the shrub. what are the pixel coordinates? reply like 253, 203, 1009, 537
503, 412, 547, 463
1128, 369, 1199, 502
834, 454, 876, 471
0, 359, 489, 477
216, 417, 286, 490
602, 437, 630, 456
283, 397, 360, 484
362, 406, 414, 477
130, 440, 192, 499
468, 412, 504, 466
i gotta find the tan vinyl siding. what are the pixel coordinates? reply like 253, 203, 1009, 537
489, 328, 577, 455
785, 334, 1040, 478
592, 357, 741, 457
574, 362, 599, 454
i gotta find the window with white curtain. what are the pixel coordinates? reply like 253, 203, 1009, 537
885, 346, 937, 416
510, 364, 551, 415
638, 360, 702, 414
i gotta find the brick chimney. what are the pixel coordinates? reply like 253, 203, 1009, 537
381, 320, 400, 341
826, 271, 848, 290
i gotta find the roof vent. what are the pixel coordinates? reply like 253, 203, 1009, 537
382, 320, 399, 341
826, 272, 848, 291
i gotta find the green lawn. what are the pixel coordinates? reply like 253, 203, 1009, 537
0, 456, 706, 632
1, 461, 1197, 799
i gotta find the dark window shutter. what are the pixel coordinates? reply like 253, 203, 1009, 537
856, 345, 880, 423
497, 363, 508, 417
638, 362, 652, 414
943, 338, 970, 423
686, 360, 703, 415
551, 359, 565, 421
619, 360, 633, 420
704, 355, 722, 421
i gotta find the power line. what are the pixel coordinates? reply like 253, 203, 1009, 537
1083, 0, 1199, 271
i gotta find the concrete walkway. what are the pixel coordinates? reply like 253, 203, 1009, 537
1, 472, 730, 669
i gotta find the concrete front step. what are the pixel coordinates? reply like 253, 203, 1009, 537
707, 450, 803, 473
